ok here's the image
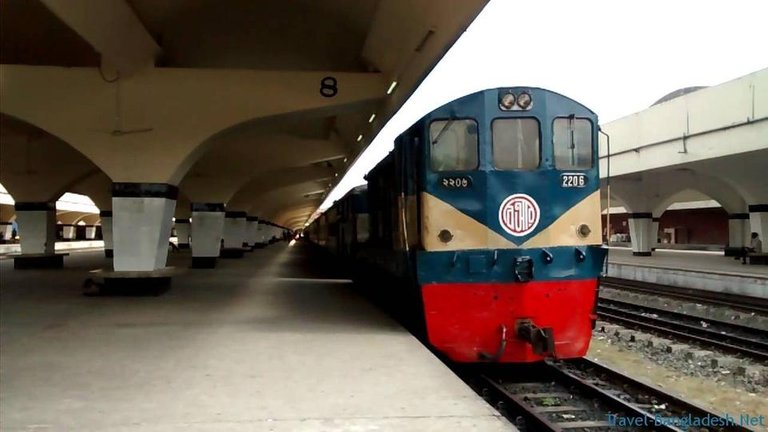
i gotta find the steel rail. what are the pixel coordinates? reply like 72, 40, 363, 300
600, 277, 768, 315
597, 302, 768, 362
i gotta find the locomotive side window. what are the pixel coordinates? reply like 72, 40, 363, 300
553, 117, 593, 170
429, 119, 478, 171
491, 118, 540, 170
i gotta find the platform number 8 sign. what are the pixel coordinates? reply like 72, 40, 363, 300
320, 76, 338, 97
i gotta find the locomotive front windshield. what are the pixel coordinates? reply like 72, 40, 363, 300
491, 118, 540, 170
429, 119, 478, 171
553, 117, 593, 170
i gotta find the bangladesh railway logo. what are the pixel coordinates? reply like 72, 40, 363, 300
498, 194, 540, 236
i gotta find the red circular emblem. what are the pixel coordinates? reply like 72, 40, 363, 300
498, 194, 540, 236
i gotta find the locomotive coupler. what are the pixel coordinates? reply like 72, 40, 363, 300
515, 319, 555, 356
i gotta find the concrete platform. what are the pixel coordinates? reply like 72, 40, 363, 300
0, 244, 511, 431
0, 240, 104, 256
607, 248, 767, 298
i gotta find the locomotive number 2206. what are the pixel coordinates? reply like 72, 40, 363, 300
441, 176, 472, 189
561, 173, 587, 188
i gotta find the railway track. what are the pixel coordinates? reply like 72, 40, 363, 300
601, 277, 768, 315
471, 358, 753, 431
597, 298, 768, 362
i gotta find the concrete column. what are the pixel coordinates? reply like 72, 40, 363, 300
85, 225, 97, 240
651, 217, 660, 251
254, 222, 266, 247
100, 210, 114, 258
62, 224, 76, 240
748, 204, 767, 252
728, 213, 749, 248
14, 202, 56, 254
191, 203, 225, 268
174, 218, 191, 249
245, 216, 259, 250
222, 211, 247, 257
111, 183, 176, 272
627, 212, 653, 256
0, 221, 12, 242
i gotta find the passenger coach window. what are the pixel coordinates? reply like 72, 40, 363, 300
429, 119, 478, 171
553, 117, 593, 169
492, 118, 540, 170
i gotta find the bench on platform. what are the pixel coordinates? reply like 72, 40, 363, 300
747, 253, 768, 265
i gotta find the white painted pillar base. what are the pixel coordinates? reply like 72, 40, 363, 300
748, 205, 767, 252
651, 218, 660, 251
0, 222, 12, 242
14, 202, 56, 254
191, 204, 225, 268
728, 214, 748, 248
100, 211, 114, 258
85, 225, 97, 239
245, 217, 259, 248
223, 211, 247, 249
111, 184, 176, 272
255, 222, 267, 245
628, 213, 653, 256
174, 218, 191, 249
62, 225, 76, 240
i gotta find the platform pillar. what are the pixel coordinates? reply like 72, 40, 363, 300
0, 221, 12, 242
62, 224, 76, 240
627, 212, 653, 256
748, 204, 767, 252
728, 213, 749, 248
14, 202, 56, 254
12, 202, 66, 269
174, 218, 191, 249
85, 225, 97, 240
651, 217, 660, 250
111, 183, 176, 272
222, 211, 247, 258
190, 203, 225, 268
100, 211, 113, 258
245, 216, 259, 250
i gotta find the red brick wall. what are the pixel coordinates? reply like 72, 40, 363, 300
602, 207, 728, 245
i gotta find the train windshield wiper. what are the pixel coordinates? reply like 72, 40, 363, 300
431, 119, 456, 147
568, 114, 577, 166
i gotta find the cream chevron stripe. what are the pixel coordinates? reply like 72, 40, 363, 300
421, 192, 517, 251
420, 190, 602, 251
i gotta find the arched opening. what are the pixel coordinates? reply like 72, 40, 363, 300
654, 189, 729, 249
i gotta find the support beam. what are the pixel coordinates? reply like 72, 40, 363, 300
40, 0, 160, 76
225, 166, 332, 210
1, 65, 385, 184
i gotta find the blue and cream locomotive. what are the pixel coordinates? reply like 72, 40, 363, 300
308, 87, 606, 363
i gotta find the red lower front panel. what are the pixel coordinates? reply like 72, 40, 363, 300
421, 279, 598, 362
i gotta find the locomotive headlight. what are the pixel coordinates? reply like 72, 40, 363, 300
517, 92, 533, 109
499, 93, 516, 110
577, 223, 591, 238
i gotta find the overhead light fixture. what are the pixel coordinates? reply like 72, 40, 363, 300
368, 113, 376, 123
334, 173, 338, 177
386, 81, 398, 95
343, 157, 348, 163
356, 134, 363, 142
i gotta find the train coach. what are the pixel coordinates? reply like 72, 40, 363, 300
307, 87, 607, 363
